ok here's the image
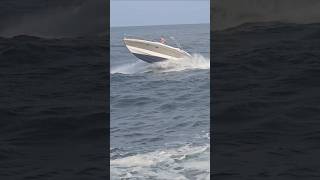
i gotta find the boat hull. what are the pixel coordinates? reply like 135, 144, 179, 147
124, 38, 191, 63
131, 53, 167, 63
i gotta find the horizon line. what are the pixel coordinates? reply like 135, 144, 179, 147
110, 22, 210, 28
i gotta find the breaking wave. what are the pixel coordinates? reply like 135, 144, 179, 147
110, 54, 210, 74
110, 144, 210, 180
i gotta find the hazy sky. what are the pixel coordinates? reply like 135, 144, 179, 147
111, 0, 210, 27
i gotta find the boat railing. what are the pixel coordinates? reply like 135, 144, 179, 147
123, 34, 152, 41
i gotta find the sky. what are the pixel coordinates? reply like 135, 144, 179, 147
111, 0, 210, 27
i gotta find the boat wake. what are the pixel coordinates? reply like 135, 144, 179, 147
110, 144, 210, 180
111, 54, 210, 74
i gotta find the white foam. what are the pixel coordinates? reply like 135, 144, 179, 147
110, 60, 147, 74
111, 54, 210, 74
110, 144, 210, 180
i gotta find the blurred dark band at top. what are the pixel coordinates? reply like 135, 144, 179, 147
212, 0, 320, 30
0, 0, 107, 38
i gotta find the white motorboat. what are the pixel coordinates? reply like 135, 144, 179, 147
123, 37, 191, 63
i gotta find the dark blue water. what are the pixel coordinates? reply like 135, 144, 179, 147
0, 35, 108, 179
212, 22, 320, 179
110, 24, 210, 179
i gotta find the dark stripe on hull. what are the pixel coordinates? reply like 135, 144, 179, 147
132, 53, 167, 63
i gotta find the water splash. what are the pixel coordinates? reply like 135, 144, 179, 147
110, 144, 210, 180
111, 54, 210, 74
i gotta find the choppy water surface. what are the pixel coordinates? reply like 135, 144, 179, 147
213, 22, 320, 179
0, 35, 108, 179
110, 24, 210, 179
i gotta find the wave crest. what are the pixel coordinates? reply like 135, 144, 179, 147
111, 144, 210, 180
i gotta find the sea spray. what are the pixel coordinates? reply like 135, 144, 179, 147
110, 60, 147, 74
111, 54, 210, 74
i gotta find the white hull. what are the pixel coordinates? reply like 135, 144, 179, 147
123, 38, 191, 63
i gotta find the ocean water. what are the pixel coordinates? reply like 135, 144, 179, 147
213, 22, 320, 179
0, 35, 108, 179
110, 24, 210, 179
